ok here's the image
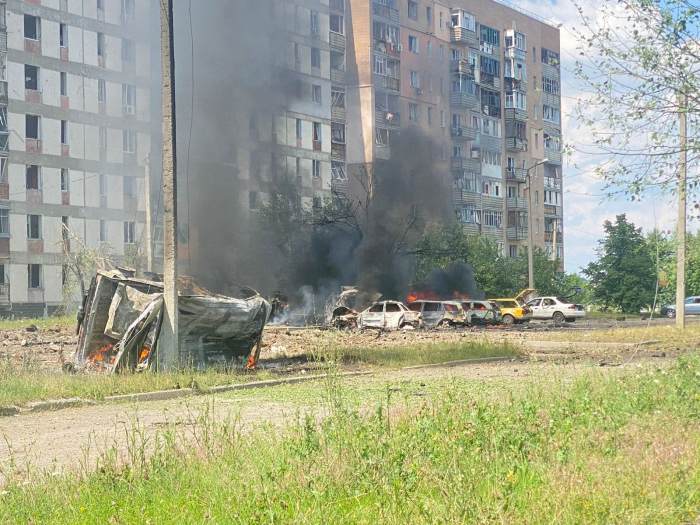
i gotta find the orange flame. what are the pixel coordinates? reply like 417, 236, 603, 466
139, 348, 150, 363
87, 343, 116, 366
452, 291, 469, 300
407, 290, 440, 303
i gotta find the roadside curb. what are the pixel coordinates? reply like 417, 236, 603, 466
209, 371, 372, 393
0, 406, 20, 417
402, 356, 516, 370
24, 398, 96, 413
105, 388, 194, 403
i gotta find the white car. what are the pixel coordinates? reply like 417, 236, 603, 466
526, 296, 586, 323
358, 301, 422, 330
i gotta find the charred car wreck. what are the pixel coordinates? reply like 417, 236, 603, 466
75, 269, 271, 373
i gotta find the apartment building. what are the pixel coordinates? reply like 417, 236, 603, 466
0, 0, 151, 317
345, 0, 564, 260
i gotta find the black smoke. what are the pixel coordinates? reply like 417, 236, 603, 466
411, 261, 486, 301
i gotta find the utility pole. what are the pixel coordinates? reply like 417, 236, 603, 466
144, 154, 153, 273
160, 0, 179, 368
676, 91, 687, 329
526, 159, 547, 290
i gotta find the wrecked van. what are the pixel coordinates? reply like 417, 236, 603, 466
407, 300, 468, 327
358, 301, 422, 330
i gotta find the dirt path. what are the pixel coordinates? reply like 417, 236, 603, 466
0, 355, 655, 486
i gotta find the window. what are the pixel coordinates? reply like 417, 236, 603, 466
97, 33, 106, 58
122, 39, 135, 63
313, 122, 322, 143
60, 169, 69, 192
542, 105, 561, 124
122, 0, 135, 22
331, 91, 346, 111
483, 211, 503, 228
312, 159, 321, 178
409, 70, 420, 87
123, 130, 136, 153
426, 7, 431, 23
439, 11, 444, 29
60, 23, 68, 48
27, 265, 42, 289
25, 65, 39, 91
440, 77, 444, 94
331, 161, 347, 180
312, 84, 322, 104
249, 191, 258, 210
460, 206, 481, 224
408, 35, 419, 53
427, 41, 432, 58
482, 151, 502, 166
505, 91, 526, 110
453, 146, 463, 158
330, 14, 344, 34
61, 120, 69, 145
542, 77, 560, 95
532, 76, 537, 89
440, 110, 445, 127
61, 216, 69, 241
123, 176, 134, 198
480, 56, 500, 76
481, 118, 501, 137
0, 209, 9, 235
428, 107, 433, 125
408, 1, 418, 20
439, 45, 444, 61
122, 84, 136, 114
535, 133, 539, 149
509, 245, 518, 259
98, 173, 106, 196
97, 218, 107, 242
331, 122, 345, 143
98, 79, 106, 103
294, 43, 300, 65
27, 214, 41, 240
311, 47, 321, 68
534, 105, 538, 120
60, 72, 68, 97
24, 15, 40, 40
482, 180, 501, 198
373, 21, 400, 44
296, 119, 302, 139
535, 190, 539, 206
310, 11, 319, 36
124, 222, 135, 244
541, 48, 560, 66
374, 55, 387, 75
97, 0, 104, 12
26, 165, 40, 189
409, 103, 419, 122
480, 25, 500, 46
99, 126, 107, 149
375, 128, 389, 146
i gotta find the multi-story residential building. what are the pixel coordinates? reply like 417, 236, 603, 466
0, 0, 151, 317
345, 0, 564, 260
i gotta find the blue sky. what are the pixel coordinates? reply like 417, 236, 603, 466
509, 0, 692, 274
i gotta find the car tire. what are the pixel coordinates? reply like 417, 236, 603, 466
666, 309, 676, 318
553, 311, 565, 323
502, 314, 515, 326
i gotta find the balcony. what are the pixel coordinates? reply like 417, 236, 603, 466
450, 92, 478, 109
373, 74, 400, 92
451, 156, 481, 172
376, 145, 391, 160
482, 195, 502, 209
332, 105, 347, 121
375, 107, 400, 127
331, 68, 346, 85
461, 223, 480, 236
541, 91, 560, 108
505, 107, 528, 122
544, 231, 563, 243
505, 47, 526, 60
506, 197, 527, 209
506, 167, 527, 182
330, 32, 346, 50
0, 80, 7, 104
0, 283, 8, 305
372, 2, 399, 22
475, 133, 501, 152
450, 27, 479, 47
330, 0, 345, 12
451, 126, 477, 141
453, 189, 481, 208
541, 62, 560, 80
544, 178, 562, 190
479, 72, 501, 90
544, 204, 563, 216
332, 142, 346, 160
545, 149, 562, 165
505, 137, 528, 152
450, 59, 474, 75
507, 226, 527, 240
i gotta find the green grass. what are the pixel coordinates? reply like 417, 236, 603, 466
0, 316, 75, 331
0, 340, 515, 408
341, 339, 517, 367
2, 357, 700, 523
543, 321, 700, 345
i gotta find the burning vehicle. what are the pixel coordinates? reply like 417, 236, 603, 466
330, 306, 359, 329
358, 301, 422, 330
75, 269, 271, 373
407, 300, 468, 327
460, 300, 503, 325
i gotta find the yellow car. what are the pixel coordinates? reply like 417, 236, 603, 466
489, 288, 536, 326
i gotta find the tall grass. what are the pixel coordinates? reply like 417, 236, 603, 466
2, 357, 699, 523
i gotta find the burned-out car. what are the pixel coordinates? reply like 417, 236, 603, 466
75, 269, 271, 373
459, 300, 503, 325
407, 300, 468, 327
330, 306, 359, 329
358, 301, 422, 330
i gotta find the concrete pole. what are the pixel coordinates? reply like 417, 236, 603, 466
676, 91, 687, 329
160, 0, 179, 368
144, 154, 153, 273
527, 166, 534, 289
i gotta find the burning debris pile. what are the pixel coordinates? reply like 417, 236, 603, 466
407, 262, 485, 304
75, 269, 271, 373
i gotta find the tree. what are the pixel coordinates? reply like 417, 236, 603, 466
657, 230, 700, 300
583, 214, 657, 312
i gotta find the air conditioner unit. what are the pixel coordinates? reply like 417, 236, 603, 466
124, 105, 135, 115
392, 43, 402, 52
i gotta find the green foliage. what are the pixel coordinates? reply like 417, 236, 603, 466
655, 230, 700, 303
415, 224, 574, 299
583, 214, 657, 313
